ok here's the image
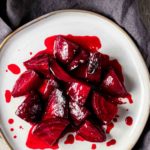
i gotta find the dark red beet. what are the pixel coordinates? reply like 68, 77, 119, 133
16, 92, 43, 123
101, 68, 127, 97
77, 120, 106, 142
69, 101, 90, 126
24, 53, 51, 78
39, 76, 58, 100
67, 81, 91, 106
86, 52, 101, 83
67, 49, 89, 71
33, 118, 69, 146
43, 89, 68, 120
49, 59, 76, 82
12, 70, 41, 97
54, 36, 78, 64
92, 92, 118, 123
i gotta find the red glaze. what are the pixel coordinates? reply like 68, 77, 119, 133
75, 134, 85, 141
10, 128, 14, 131
5, 90, 11, 103
126, 94, 133, 104
8, 118, 14, 124
26, 126, 59, 149
106, 139, 116, 146
42, 35, 101, 56
64, 134, 74, 144
91, 144, 97, 149
8, 64, 20, 74
106, 122, 114, 134
125, 116, 133, 126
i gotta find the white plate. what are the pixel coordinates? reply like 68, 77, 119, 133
0, 10, 150, 150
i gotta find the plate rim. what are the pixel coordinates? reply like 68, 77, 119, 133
0, 9, 150, 150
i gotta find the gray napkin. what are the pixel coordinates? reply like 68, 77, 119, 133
0, 0, 150, 149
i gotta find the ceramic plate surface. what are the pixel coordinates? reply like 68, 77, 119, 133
0, 10, 150, 150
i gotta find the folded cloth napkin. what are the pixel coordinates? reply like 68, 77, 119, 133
0, 0, 150, 149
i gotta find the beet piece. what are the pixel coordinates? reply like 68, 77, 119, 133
16, 92, 44, 123
92, 92, 118, 123
12, 70, 41, 97
33, 118, 69, 146
43, 89, 68, 120
77, 120, 106, 142
24, 53, 51, 78
67, 49, 89, 71
67, 81, 91, 106
53, 36, 78, 64
101, 68, 127, 97
49, 59, 76, 82
69, 101, 90, 126
39, 76, 58, 100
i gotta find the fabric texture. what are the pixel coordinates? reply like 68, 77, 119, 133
0, 0, 150, 149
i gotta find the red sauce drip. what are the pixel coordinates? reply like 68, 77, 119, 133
106, 122, 114, 134
26, 126, 59, 149
91, 144, 97, 149
30, 52, 33, 55
113, 118, 117, 122
5, 90, 11, 103
8, 118, 14, 124
64, 134, 74, 144
125, 116, 133, 126
106, 139, 116, 146
10, 128, 14, 132
7, 64, 21, 74
75, 134, 85, 141
19, 125, 23, 129
13, 135, 17, 139
126, 94, 133, 104
6, 69, 8, 72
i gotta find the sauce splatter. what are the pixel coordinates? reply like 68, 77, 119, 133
26, 126, 59, 149
10, 128, 14, 132
8, 118, 14, 124
30, 52, 33, 55
106, 139, 116, 146
106, 122, 114, 134
5, 69, 8, 72
91, 144, 96, 149
113, 118, 117, 122
75, 134, 84, 141
7, 64, 20, 74
125, 116, 133, 126
19, 125, 23, 129
13, 135, 17, 139
64, 134, 74, 144
5, 90, 11, 103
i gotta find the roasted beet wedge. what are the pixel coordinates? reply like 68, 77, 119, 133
43, 89, 68, 120
24, 53, 51, 78
54, 36, 78, 64
16, 92, 43, 123
39, 76, 58, 100
67, 49, 89, 71
33, 118, 69, 146
77, 120, 106, 142
92, 92, 118, 123
69, 101, 90, 126
86, 52, 102, 83
12, 70, 41, 97
101, 68, 127, 97
49, 59, 76, 82
67, 81, 91, 106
